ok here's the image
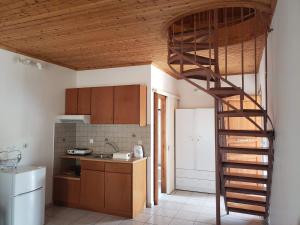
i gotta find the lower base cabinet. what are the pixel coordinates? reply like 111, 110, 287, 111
53, 176, 80, 208
80, 170, 105, 211
105, 172, 132, 214
53, 158, 146, 218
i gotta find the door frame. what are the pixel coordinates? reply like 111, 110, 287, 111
153, 92, 167, 205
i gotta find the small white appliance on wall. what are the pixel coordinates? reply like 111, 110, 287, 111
0, 166, 46, 225
175, 108, 215, 193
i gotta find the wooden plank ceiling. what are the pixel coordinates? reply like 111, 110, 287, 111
0, 0, 275, 78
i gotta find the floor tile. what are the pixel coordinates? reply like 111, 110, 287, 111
152, 207, 179, 217
119, 220, 145, 225
158, 201, 183, 210
174, 210, 199, 221
72, 211, 105, 225
45, 217, 74, 225
45, 190, 264, 225
132, 212, 152, 223
95, 215, 126, 225
146, 215, 172, 225
169, 218, 194, 225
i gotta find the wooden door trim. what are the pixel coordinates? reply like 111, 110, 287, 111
160, 96, 167, 194
154, 92, 167, 205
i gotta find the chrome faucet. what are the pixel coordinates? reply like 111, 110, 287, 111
104, 139, 119, 153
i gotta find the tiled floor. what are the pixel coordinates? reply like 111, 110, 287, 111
46, 190, 264, 225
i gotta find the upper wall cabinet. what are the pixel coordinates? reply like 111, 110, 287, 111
65, 88, 78, 115
114, 85, 147, 126
78, 88, 91, 115
91, 87, 114, 124
65, 88, 91, 115
65, 85, 147, 126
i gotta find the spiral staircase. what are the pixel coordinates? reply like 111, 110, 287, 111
167, 7, 274, 224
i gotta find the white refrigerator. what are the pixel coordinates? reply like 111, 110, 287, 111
0, 166, 46, 225
175, 108, 216, 193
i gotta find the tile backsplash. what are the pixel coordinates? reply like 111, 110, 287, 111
53, 123, 150, 175
76, 124, 150, 156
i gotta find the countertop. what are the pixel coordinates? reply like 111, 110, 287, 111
61, 154, 147, 164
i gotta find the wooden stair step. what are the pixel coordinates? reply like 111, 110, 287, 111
169, 53, 216, 65
226, 192, 266, 207
218, 109, 266, 117
218, 129, 274, 137
223, 160, 268, 170
225, 183, 267, 195
224, 172, 268, 184
227, 202, 266, 217
219, 146, 270, 155
209, 87, 241, 98
173, 29, 210, 40
182, 68, 215, 81
172, 43, 211, 52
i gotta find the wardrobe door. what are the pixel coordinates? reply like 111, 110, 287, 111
175, 109, 195, 170
194, 108, 215, 172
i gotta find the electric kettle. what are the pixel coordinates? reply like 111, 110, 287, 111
133, 144, 144, 158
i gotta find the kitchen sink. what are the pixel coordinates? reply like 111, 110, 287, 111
93, 153, 113, 159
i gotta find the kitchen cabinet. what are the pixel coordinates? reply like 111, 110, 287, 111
53, 176, 80, 207
54, 157, 146, 218
65, 88, 78, 115
65, 88, 91, 115
105, 172, 132, 214
65, 85, 147, 125
80, 170, 105, 211
78, 88, 91, 115
91, 87, 114, 124
114, 85, 147, 126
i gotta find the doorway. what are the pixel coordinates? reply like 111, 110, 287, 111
154, 93, 167, 205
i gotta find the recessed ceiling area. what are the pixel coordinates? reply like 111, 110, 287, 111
0, 0, 275, 77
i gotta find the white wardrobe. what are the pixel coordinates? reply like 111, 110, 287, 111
175, 108, 216, 193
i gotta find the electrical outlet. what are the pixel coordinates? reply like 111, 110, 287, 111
89, 138, 94, 145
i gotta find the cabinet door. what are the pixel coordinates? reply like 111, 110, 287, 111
78, 88, 91, 115
65, 88, 78, 115
53, 177, 80, 207
91, 87, 114, 124
114, 85, 146, 125
105, 172, 132, 213
175, 109, 196, 170
80, 170, 105, 211
194, 108, 215, 172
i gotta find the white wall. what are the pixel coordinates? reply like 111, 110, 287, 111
177, 80, 214, 108
77, 65, 152, 124
266, 1, 300, 224
0, 49, 76, 204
